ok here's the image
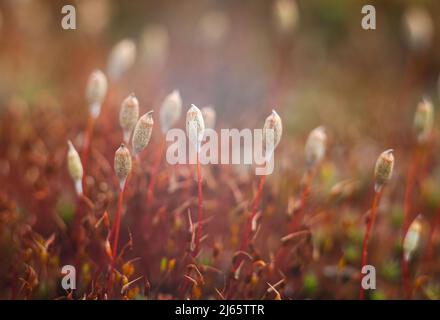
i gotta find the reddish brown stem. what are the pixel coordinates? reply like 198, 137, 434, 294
111, 184, 126, 262
359, 190, 382, 300
289, 169, 314, 233
273, 169, 314, 273
179, 154, 204, 298
194, 152, 203, 256
81, 115, 95, 195
241, 174, 266, 252
146, 137, 165, 205
424, 205, 440, 262
106, 182, 126, 295
402, 256, 411, 299
402, 148, 421, 235
73, 194, 87, 289
225, 174, 266, 299
73, 195, 84, 248
72, 114, 96, 265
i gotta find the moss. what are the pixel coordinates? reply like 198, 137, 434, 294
371, 290, 386, 300
303, 272, 318, 296
160, 257, 167, 273
421, 178, 440, 211
423, 283, 440, 300
200, 255, 212, 267
134, 293, 146, 300
380, 260, 400, 283
343, 244, 359, 263
393, 241, 403, 257
56, 197, 75, 225
37, 281, 49, 299
390, 206, 403, 229
320, 162, 339, 192
347, 227, 363, 245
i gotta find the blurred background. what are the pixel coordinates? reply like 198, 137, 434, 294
1, 0, 440, 300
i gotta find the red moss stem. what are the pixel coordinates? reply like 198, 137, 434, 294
81, 115, 95, 195
106, 181, 127, 295
194, 152, 203, 256
73, 194, 87, 287
402, 256, 412, 299
273, 169, 314, 273
111, 183, 126, 262
289, 169, 314, 233
225, 173, 266, 298
146, 137, 165, 205
424, 205, 440, 263
402, 147, 421, 235
72, 114, 95, 261
359, 190, 381, 300
242, 174, 266, 252
179, 153, 204, 298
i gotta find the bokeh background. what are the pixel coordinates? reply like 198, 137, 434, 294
0, 0, 440, 300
